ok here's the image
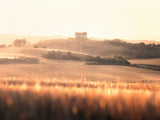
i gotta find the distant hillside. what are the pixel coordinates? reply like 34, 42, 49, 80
0, 34, 160, 45
130, 40, 160, 44
35, 39, 160, 59
42, 50, 130, 66
0, 47, 130, 66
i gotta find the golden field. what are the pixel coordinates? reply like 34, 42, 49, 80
0, 47, 160, 120
0, 75, 160, 120
129, 58, 160, 65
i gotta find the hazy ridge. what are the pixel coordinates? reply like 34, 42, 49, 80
0, 34, 160, 45
35, 39, 160, 59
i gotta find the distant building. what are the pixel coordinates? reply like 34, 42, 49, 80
75, 32, 87, 40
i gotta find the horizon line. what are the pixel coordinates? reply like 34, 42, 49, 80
0, 33, 160, 42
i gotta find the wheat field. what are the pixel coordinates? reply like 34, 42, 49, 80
0, 76, 160, 120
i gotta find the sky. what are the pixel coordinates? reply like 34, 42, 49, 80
0, 0, 160, 41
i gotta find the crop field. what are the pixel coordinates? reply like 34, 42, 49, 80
0, 48, 160, 120
0, 76, 160, 120
129, 58, 160, 65
0, 63, 160, 120
129, 58, 160, 71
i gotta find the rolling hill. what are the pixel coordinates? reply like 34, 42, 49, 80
35, 39, 160, 59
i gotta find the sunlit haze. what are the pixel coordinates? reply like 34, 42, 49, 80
0, 0, 160, 43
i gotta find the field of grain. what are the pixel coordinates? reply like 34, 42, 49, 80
0, 76, 160, 120
0, 47, 160, 120
0, 64, 160, 84
0, 63, 159, 120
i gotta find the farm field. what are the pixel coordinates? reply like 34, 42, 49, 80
129, 58, 160, 65
0, 47, 160, 120
0, 64, 160, 120
0, 64, 160, 84
129, 58, 160, 71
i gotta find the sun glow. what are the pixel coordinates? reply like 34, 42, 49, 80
34, 83, 41, 91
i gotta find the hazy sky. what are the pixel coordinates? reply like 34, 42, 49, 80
0, 0, 160, 40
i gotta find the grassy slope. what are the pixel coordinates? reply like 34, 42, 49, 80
0, 47, 85, 64
0, 64, 159, 84
35, 39, 160, 59
129, 58, 160, 71
129, 58, 160, 65
0, 47, 159, 82
0, 47, 130, 65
